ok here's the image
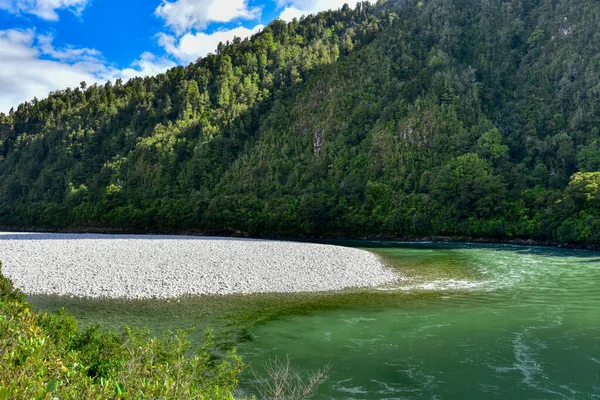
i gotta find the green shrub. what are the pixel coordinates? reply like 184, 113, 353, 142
0, 266, 246, 399
74, 325, 126, 380
0, 262, 25, 303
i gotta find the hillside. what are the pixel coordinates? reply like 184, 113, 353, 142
1, 0, 599, 243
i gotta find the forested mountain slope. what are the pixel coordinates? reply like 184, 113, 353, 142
1, 0, 599, 243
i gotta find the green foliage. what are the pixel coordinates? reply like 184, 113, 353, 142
477, 129, 509, 162
74, 325, 126, 379
577, 140, 600, 172
565, 172, 600, 204
0, 262, 26, 303
433, 154, 506, 222
0, 0, 599, 243
0, 270, 245, 399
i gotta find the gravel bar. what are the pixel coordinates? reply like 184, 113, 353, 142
0, 232, 399, 299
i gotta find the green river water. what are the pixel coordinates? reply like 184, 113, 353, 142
28, 241, 600, 399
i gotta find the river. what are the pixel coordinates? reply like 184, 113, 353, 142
25, 241, 600, 399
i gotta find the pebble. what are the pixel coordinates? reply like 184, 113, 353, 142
0, 232, 399, 299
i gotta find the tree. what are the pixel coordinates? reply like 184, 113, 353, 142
433, 153, 506, 220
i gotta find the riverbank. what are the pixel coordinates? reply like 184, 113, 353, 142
358, 235, 600, 250
0, 233, 399, 299
1, 226, 598, 250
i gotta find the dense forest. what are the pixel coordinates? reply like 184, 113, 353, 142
1, 0, 599, 243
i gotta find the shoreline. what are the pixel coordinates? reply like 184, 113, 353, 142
1, 226, 598, 251
0, 233, 399, 299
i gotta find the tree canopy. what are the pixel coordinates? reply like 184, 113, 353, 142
1, 0, 599, 244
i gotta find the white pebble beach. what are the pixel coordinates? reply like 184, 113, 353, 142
0, 232, 399, 299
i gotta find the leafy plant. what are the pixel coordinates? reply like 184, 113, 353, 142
0, 268, 246, 399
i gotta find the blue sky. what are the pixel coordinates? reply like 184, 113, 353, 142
0, 0, 358, 112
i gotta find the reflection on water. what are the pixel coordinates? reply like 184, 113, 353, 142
26, 241, 600, 399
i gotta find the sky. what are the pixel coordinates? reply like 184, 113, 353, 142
0, 0, 361, 113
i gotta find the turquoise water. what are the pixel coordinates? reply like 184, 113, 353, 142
237, 243, 600, 399
27, 242, 600, 399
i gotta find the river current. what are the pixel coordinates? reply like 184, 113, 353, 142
237, 242, 600, 399
26, 241, 600, 399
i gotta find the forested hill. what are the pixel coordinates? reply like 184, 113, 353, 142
1, 0, 599, 244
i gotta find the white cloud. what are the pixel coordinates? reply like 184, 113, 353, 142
155, 0, 260, 35
0, 0, 90, 21
158, 24, 264, 64
119, 52, 176, 80
0, 29, 175, 113
37, 33, 101, 61
278, 0, 371, 21
278, 6, 304, 21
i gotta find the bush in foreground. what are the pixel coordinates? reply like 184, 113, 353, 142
0, 262, 243, 399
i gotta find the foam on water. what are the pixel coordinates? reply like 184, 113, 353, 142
343, 317, 377, 324
379, 278, 495, 292
512, 332, 546, 387
333, 379, 369, 395
235, 243, 600, 399
370, 379, 406, 395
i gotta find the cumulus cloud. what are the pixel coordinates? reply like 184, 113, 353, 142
277, 0, 371, 21
278, 6, 304, 21
119, 52, 176, 80
155, 0, 260, 35
158, 24, 264, 64
0, 29, 174, 113
0, 0, 90, 20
